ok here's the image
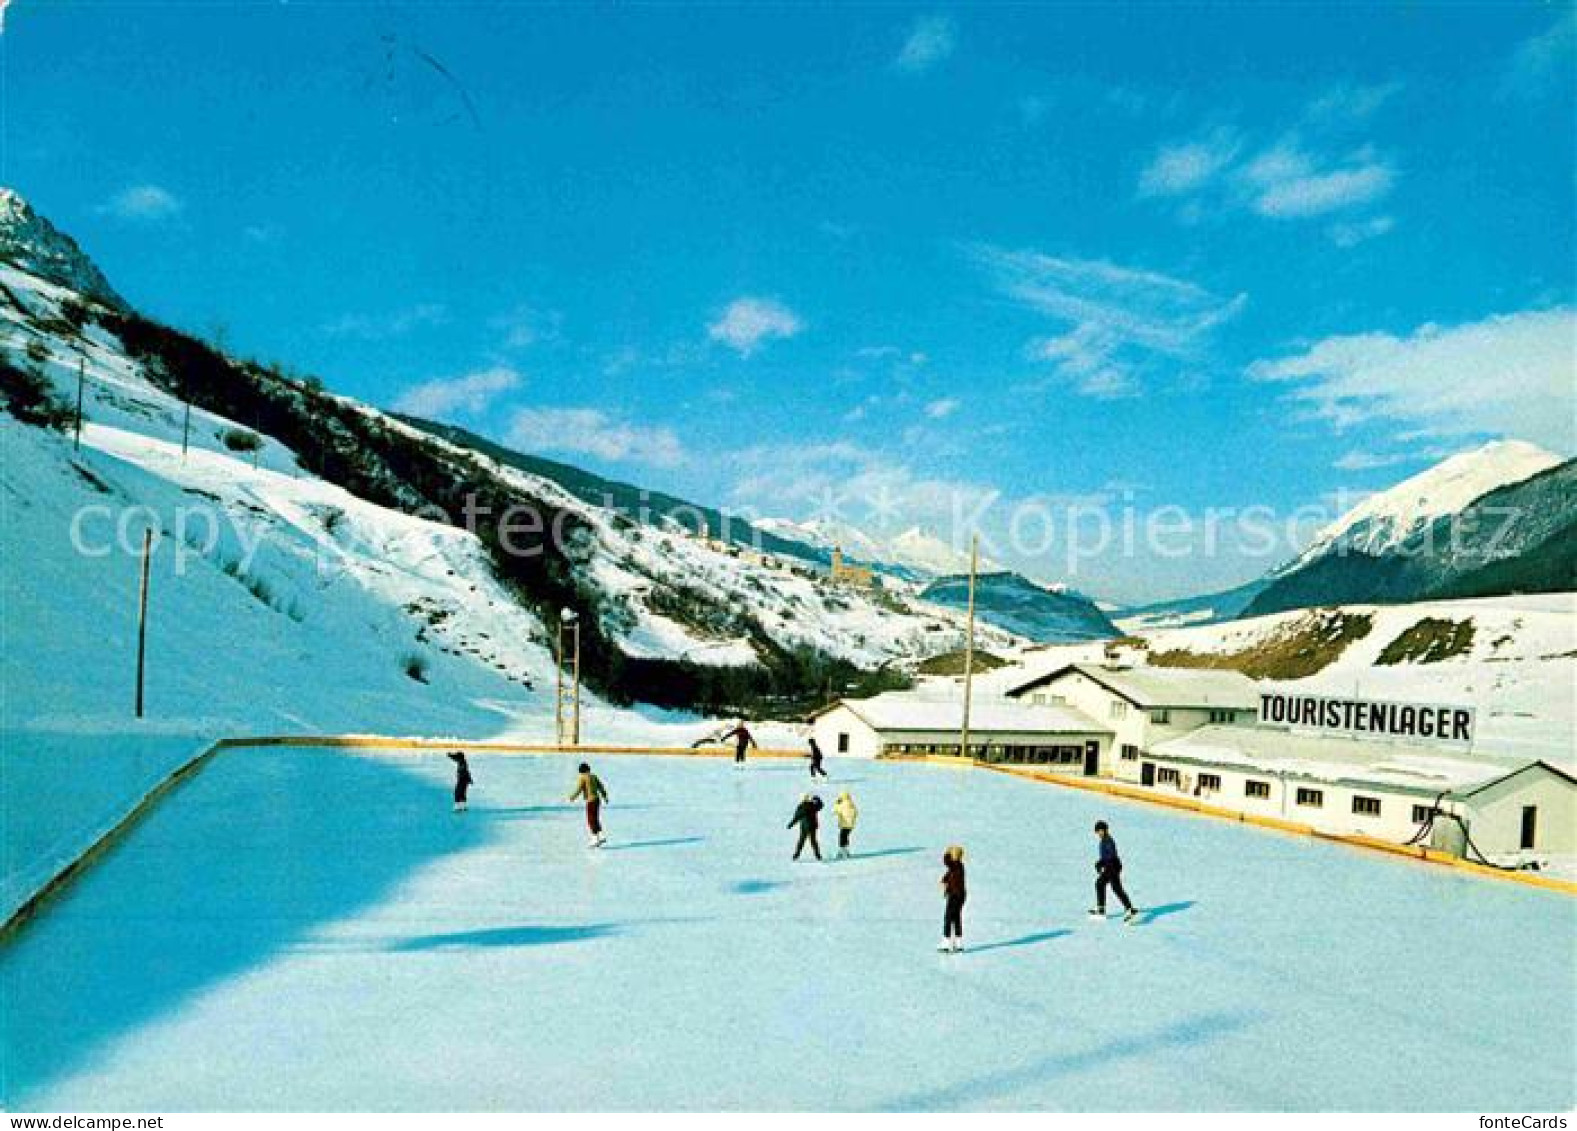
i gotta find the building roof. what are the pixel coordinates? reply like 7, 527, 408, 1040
1148, 724, 1554, 796
819, 691, 1109, 736
1007, 663, 1262, 711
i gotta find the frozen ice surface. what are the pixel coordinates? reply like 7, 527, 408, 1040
2, 750, 1572, 1111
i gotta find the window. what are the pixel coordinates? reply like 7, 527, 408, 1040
1120, 744, 1140, 762
1198, 773, 1221, 792
1157, 767, 1180, 786
1411, 804, 1433, 824
1110, 700, 1129, 721
1245, 780, 1270, 799
1521, 806, 1538, 850
1296, 788, 1324, 808
1208, 709, 1237, 724
1352, 796, 1382, 817
1151, 709, 1171, 725
836, 732, 850, 754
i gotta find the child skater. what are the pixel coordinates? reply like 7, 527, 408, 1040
788, 793, 824, 861
447, 751, 473, 813
1091, 820, 1138, 922
833, 790, 858, 858
807, 737, 829, 778
569, 762, 609, 847
939, 845, 966, 953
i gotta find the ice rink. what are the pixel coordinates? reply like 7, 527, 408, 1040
3, 748, 1573, 1111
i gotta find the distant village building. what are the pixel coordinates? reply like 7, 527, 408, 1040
828, 546, 875, 589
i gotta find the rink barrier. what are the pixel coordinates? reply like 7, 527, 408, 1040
0, 739, 228, 940
0, 737, 811, 940
881, 754, 1577, 896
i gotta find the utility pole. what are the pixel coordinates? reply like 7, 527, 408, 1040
135, 528, 153, 719
181, 401, 192, 462
74, 358, 85, 451
959, 533, 979, 760
556, 608, 582, 747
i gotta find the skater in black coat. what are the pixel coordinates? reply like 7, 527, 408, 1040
788, 794, 824, 860
807, 737, 829, 778
1091, 820, 1137, 921
719, 721, 757, 765
939, 845, 966, 953
447, 752, 473, 812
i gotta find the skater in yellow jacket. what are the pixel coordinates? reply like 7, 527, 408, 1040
569, 762, 609, 848
833, 791, 858, 858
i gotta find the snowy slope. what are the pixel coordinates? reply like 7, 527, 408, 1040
1288, 440, 1561, 567
755, 516, 992, 578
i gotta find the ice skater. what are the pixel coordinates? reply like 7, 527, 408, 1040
788, 793, 824, 861
807, 737, 829, 778
447, 751, 473, 812
939, 845, 966, 953
569, 761, 609, 847
1090, 820, 1138, 922
719, 720, 757, 766
833, 790, 858, 858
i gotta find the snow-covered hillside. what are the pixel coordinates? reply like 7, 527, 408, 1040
755, 516, 991, 578
1289, 440, 1561, 567
0, 194, 1010, 733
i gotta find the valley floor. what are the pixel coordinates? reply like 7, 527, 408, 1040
2, 749, 1573, 1111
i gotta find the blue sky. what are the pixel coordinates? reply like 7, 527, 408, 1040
4, 2, 1573, 601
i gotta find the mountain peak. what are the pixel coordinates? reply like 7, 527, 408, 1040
1296, 438, 1562, 564
0, 186, 127, 310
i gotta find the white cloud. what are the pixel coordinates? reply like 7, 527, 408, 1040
0, 1, 10, 35
707, 296, 804, 357
506, 407, 684, 468
975, 244, 1245, 398
924, 397, 961, 419
392, 366, 521, 419
1327, 215, 1395, 248
1332, 446, 1454, 472
1137, 129, 1241, 197
97, 184, 183, 222
1504, 10, 1576, 97
1249, 307, 1577, 453
321, 303, 447, 340
1247, 144, 1394, 218
895, 15, 955, 73
1306, 81, 1402, 123
490, 304, 558, 350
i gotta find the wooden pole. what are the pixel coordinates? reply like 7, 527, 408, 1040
959, 534, 979, 760
74, 358, 85, 451
554, 623, 565, 746
135, 528, 153, 719
181, 401, 192, 462
571, 621, 582, 746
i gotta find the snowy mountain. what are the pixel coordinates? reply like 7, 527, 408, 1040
0, 189, 1004, 727
1247, 447, 1575, 617
0, 188, 126, 310
754, 517, 989, 579
1113, 577, 1272, 634
919, 571, 1118, 643
1287, 440, 1562, 567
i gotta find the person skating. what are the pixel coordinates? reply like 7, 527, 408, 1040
447, 751, 473, 812
1090, 820, 1138, 922
719, 721, 757, 766
569, 762, 610, 847
807, 737, 829, 778
788, 793, 824, 861
939, 845, 966, 953
832, 790, 858, 858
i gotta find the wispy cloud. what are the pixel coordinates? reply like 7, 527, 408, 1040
392, 366, 521, 419
1249, 307, 1576, 452
924, 397, 961, 420
506, 407, 684, 467
1327, 215, 1395, 248
707, 296, 804, 357
895, 15, 955, 73
1306, 81, 1402, 124
96, 184, 183, 222
490, 304, 558, 350
1244, 142, 1394, 218
1503, 10, 1576, 98
321, 303, 447, 340
974, 244, 1246, 398
1137, 128, 1241, 198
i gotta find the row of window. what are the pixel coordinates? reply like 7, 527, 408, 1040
882, 743, 1086, 765
1230, 777, 1430, 822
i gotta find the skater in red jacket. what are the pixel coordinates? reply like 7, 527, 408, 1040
939, 845, 967, 953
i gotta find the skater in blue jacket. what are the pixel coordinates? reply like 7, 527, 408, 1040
1090, 820, 1138, 922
